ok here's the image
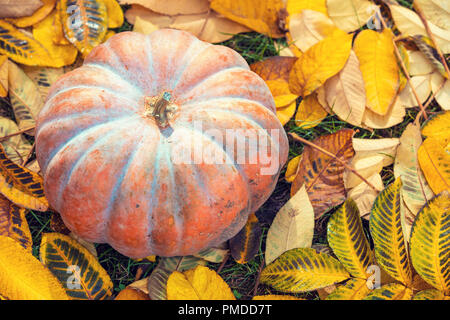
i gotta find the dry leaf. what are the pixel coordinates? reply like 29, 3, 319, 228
347, 173, 384, 219
0, 55, 7, 97
409, 50, 435, 76
0, 116, 33, 165
22, 66, 64, 102
390, 4, 450, 54
291, 129, 355, 218
353, 29, 399, 116
414, 0, 450, 30
229, 213, 263, 264
5, 0, 55, 28
288, 10, 338, 52
398, 74, 432, 108
105, 0, 124, 28
0, 0, 43, 19
324, 50, 366, 127
326, 0, 377, 32
0, 194, 32, 251
289, 29, 353, 97
265, 184, 314, 265
276, 101, 297, 125
430, 71, 449, 110
418, 137, 450, 194
294, 93, 328, 129
120, 0, 209, 15
115, 287, 150, 300
362, 96, 406, 129
210, 0, 286, 38
32, 10, 78, 68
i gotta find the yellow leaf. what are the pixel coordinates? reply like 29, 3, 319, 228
210, 0, 286, 38
418, 137, 450, 194
326, 0, 377, 32
59, 0, 108, 57
287, 0, 327, 16
324, 50, 366, 127
40, 232, 113, 300
22, 66, 64, 102
265, 184, 315, 265
0, 116, 33, 165
354, 29, 399, 115
0, 194, 32, 251
167, 266, 235, 300
285, 155, 301, 182
288, 10, 339, 53
410, 191, 450, 294
413, 289, 449, 300
390, 4, 450, 54
104, 0, 124, 28
115, 287, 150, 300
261, 247, 350, 293
327, 199, 373, 279
276, 101, 297, 125
289, 30, 353, 96
0, 235, 69, 300
33, 10, 78, 68
421, 111, 450, 146
294, 93, 328, 129
0, 144, 48, 211
0, 55, 7, 97
8, 60, 43, 132
6, 0, 56, 28
52, 1, 70, 45
120, 0, 209, 15
370, 178, 414, 287
0, 20, 53, 66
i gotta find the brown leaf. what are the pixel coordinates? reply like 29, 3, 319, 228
250, 56, 297, 82
229, 213, 262, 264
0, 0, 43, 19
291, 129, 355, 218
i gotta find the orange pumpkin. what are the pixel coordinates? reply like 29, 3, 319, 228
36, 30, 288, 258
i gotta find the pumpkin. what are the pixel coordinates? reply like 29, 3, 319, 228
36, 29, 289, 258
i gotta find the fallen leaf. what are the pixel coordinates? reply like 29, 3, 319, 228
0, 55, 6, 97
289, 30, 353, 96
394, 123, 434, 237
286, 0, 327, 16
265, 184, 314, 265
0, 194, 32, 251
326, 278, 371, 300
324, 50, 366, 127
353, 29, 399, 116
253, 294, 304, 300
326, 0, 377, 32
0, 0, 43, 19
412, 36, 447, 78
347, 173, 384, 219
22, 66, 64, 102
285, 155, 302, 182
291, 129, 355, 218
364, 283, 413, 300
414, 0, 450, 30
418, 137, 450, 194
288, 10, 338, 52
430, 71, 449, 110
408, 50, 434, 76
210, 0, 286, 38
362, 96, 406, 129
115, 287, 150, 300
120, 0, 209, 15
8, 60, 43, 132
421, 110, 450, 144
294, 93, 328, 129
40, 232, 113, 299
0, 116, 33, 165
390, 4, 450, 54
167, 265, 235, 300
398, 74, 432, 108
0, 235, 69, 300
229, 213, 262, 264
104, 0, 124, 28
5, 0, 55, 28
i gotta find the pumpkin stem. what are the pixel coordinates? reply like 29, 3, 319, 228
148, 92, 173, 128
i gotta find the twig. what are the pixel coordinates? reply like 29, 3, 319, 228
413, 2, 450, 77
0, 125, 35, 142
252, 260, 265, 297
217, 251, 230, 274
378, 10, 428, 121
289, 132, 380, 192
21, 142, 35, 166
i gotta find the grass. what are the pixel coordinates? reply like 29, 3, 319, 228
23, 1, 441, 299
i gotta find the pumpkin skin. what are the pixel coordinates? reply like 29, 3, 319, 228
36, 29, 289, 258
